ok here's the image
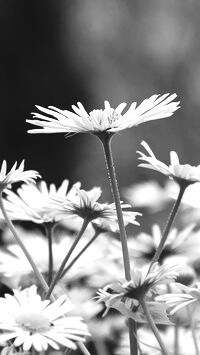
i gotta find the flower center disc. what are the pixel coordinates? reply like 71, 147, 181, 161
89, 109, 121, 127
16, 312, 51, 332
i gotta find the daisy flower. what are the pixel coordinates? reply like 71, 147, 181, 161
130, 224, 200, 265
116, 326, 199, 355
0, 160, 40, 192
96, 263, 178, 322
137, 141, 200, 186
0, 285, 89, 352
46, 184, 141, 226
123, 180, 173, 213
156, 282, 200, 316
2, 179, 79, 224
27, 93, 180, 136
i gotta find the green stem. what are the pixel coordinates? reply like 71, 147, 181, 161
61, 229, 101, 278
44, 222, 55, 285
0, 194, 51, 298
150, 183, 187, 267
45, 218, 89, 299
140, 298, 169, 355
98, 134, 137, 355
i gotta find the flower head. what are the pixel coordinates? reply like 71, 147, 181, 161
2, 179, 77, 224
27, 94, 180, 136
0, 160, 40, 192
156, 282, 200, 316
46, 184, 141, 226
96, 263, 178, 321
137, 141, 200, 186
130, 224, 199, 265
0, 285, 89, 352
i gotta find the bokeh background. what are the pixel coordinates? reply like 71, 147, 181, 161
1, 0, 200, 200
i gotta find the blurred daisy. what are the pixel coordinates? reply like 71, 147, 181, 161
96, 263, 178, 323
123, 180, 173, 213
27, 93, 180, 136
116, 326, 199, 355
156, 282, 200, 316
0, 285, 89, 352
0, 228, 124, 289
0, 160, 40, 192
2, 180, 79, 224
130, 224, 200, 265
47, 184, 141, 226
137, 141, 200, 186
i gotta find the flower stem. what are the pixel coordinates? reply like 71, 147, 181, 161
174, 324, 179, 355
43, 222, 55, 285
100, 135, 131, 280
150, 183, 187, 267
45, 218, 89, 299
61, 229, 101, 278
0, 194, 50, 297
140, 298, 169, 355
187, 307, 200, 355
77, 342, 91, 355
99, 134, 137, 355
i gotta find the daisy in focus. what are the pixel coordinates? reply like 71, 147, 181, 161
27, 94, 180, 136
0, 160, 40, 192
2, 179, 79, 224
0, 285, 89, 352
137, 141, 200, 186
46, 184, 141, 227
96, 263, 178, 323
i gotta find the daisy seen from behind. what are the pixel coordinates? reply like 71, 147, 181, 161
0, 285, 89, 352
96, 262, 178, 322
27, 93, 180, 136
46, 184, 141, 227
2, 179, 79, 224
0, 160, 40, 193
137, 141, 200, 186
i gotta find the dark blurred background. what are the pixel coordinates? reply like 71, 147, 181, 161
1, 0, 200, 200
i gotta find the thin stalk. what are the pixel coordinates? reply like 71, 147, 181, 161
61, 229, 101, 278
43, 222, 55, 285
174, 324, 179, 355
77, 342, 91, 355
100, 135, 131, 280
0, 195, 50, 298
187, 308, 200, 355
140, 298, 169, 355
99, 134, 137, 355
150, 183, 187, 268
45, 218, 89, 299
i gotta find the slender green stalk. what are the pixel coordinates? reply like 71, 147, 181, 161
0, 194, 50, 297
44, 222, 55, 285
45, 218, 89, 299
61, 229, 101, 278
98, 134, 137, 355
150, 183, 187, 268
140, 298, 169, 355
